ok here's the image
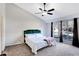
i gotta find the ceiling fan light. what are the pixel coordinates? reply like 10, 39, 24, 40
42, 12, 47, 15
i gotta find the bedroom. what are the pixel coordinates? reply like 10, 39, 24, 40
0, 3, 79, 56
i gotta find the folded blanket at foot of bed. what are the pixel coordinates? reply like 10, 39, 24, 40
44, 37, 56, 46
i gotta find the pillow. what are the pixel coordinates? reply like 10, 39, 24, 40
25, 34, 36, 39
36, 34, 46, 39
36, 34, 43, 37
25, 34, 46, 40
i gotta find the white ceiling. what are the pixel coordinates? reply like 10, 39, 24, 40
15, 3, 79, 22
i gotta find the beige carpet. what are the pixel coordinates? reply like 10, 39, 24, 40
3, 43, 79, 56
3, 43, 33, 56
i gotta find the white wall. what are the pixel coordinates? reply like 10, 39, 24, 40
5, 4, 47, 46
0, 3, 5, 54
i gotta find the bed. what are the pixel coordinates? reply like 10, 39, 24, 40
24, 29, 56, 54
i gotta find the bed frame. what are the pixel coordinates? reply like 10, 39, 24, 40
24, 29, 43, 54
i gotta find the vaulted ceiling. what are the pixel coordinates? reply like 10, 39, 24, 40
15, 3, 79, 22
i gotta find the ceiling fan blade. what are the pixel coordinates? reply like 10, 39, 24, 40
47, 13, 53, 15
39, 8, 43, 11
48, 8, 55, 12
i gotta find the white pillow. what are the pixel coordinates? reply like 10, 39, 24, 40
36, 34, 43, 37
25, 34, 46, 40
36, 34, 46, 39
25, 34, 36, 39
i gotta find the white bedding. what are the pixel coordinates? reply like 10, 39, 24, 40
24, 34, 47, 54
25, 34, 56, 54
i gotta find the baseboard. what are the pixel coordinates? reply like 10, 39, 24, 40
5, 42, 24, 47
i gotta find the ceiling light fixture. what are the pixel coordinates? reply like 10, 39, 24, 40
35, 3, 55, 16
42, 11, 47, 15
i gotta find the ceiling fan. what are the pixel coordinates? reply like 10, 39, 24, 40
35, 3, 55, 16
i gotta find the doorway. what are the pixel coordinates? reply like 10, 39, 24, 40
53, 21, 60, 42
62, 20, 73, 45
52, 20, 74, 45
